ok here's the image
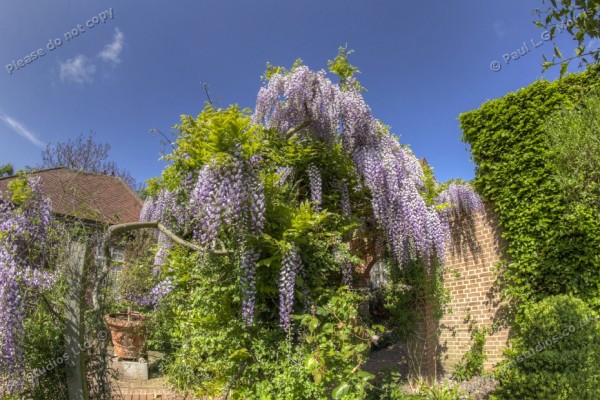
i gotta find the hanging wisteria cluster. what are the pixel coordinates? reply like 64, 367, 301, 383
306, 164, 322, 211
140, 189, 186, 266
278, 245, 304, 331
436, 182, 485, 218
0, 177, 54, 396
240, 247, 260, 325
338, 180, 352, 216
129, 278, 174, 310
255, 65, 449, 265
141, 145, 266, 324
190, 146, 266, 247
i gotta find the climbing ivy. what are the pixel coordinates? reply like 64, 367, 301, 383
460, 64, 600, 310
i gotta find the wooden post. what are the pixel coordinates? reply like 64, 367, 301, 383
63, 242, 90, 400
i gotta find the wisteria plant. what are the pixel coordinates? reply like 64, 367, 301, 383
138, 50, 483, 397
0, 175, 55, 397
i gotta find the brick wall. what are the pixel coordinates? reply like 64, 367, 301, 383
436, 206, 510, 373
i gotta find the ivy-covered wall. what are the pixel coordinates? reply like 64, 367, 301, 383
460, 65, 600, 310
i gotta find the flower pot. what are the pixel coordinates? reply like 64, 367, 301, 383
104, 312, 147, 359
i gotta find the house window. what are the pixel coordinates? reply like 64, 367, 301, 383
369, 260, 387, 288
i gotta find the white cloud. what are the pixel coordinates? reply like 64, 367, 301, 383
493, 21, 508, 38
59, 55, 96, 84
99, 28, 124, 64
0, 113, 45, 148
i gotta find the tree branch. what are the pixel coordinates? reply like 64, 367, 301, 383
202, 82, 215, 106
41, 293, 62, 321
286, 119, 312, 139
105, 221, 202, 251
92, 221, 232, 310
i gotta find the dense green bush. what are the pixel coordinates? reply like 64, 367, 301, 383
154, 246, 376, 398
492, 295, 600, 399
22, 303, 68, 399
545, 95, 600, 209
460, 65, 600, 309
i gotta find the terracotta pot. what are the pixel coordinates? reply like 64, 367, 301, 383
104, 312, 147, 359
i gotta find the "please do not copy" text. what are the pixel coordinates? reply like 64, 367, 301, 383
5, 8, 115, 75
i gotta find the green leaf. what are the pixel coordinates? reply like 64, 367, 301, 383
308, 316, 319, 333
304, 355, 319, 371
559, 61, 569, 77
332, 382, 351, 399
356, 370, 376, 381
554, 45, 563, 59
228, 348, 251, 360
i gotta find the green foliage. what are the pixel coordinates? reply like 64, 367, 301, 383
328, 46, 363, 91
154, 248, 245, 396
156, 247, 375, 398
146, 98, 386, 398
0, 163, 14, 177
297, 288, 379, 400
382, 258, 449, 341
452, 316, 487, 382
535, 0, 600, 74
460, 65, 600, 310
7, 172, 33, 205
492, 295, 600, 399
545, 94, 600, 209
237, 289, 376, 400
263, 59, 305, 81
161, 105, 261, 185
22, 303, 68, 399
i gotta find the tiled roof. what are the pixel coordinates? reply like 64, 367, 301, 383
0, 167, 142, 225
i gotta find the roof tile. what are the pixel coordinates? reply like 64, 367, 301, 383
0, 167, 142, 224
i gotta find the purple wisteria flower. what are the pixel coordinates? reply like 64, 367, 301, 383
240, 246, 260, 325
436, 182, 485, 217
255, 66, 448, 267
338, 180, 352, 216
190, 146, 266, 246
0, 177, 54, 395
140, 189, 193, 266
306, 164, 322, 211
129, 278, 174, 310
279, 245, 303, 331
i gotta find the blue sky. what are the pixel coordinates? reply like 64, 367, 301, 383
0, 0, 588, 184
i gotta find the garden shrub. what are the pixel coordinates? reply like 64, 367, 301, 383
492, 295, 600, 399
460, 64, 600, 309
22, 303, 68, 400
545, 94, 600, 209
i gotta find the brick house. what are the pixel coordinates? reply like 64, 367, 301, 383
0, 167, 142, 225
0, 166, 143, 271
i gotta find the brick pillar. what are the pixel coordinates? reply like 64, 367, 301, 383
437, 207, 510, 373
